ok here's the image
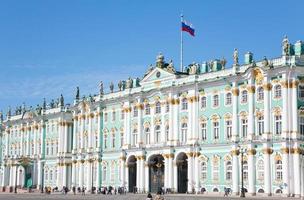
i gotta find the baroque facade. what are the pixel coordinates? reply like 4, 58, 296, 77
1, 37, 304, 197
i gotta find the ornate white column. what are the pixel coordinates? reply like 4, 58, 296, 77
263, 144, 272, 196
168, 154, 174, 190
192, 89, 199, 144
79, 161, 84, 187
144, 162, 149, 192
150, 104, 155, 144
33, 123, 37, 155
136, 156, 140, 190
187, 91, 193, 144
168, 93, 174, 146
247, 145, 256, 195
281, 143, 290, 195
247, 78, 255, 140
86, 161, 92, 191
62, 164, 67, 187
231, 83, 239, 142
71, 161, 76, 187
137, 101, 143, 145
124, 102, 131, 147
89, 113, 94, 149
231, 144, 239, 195
187, 152, 194, 193
163, 155, 168, 189
194, 153, 200, 193
139, 156, 145, 192
291, 79, 298, 139
97, 108, 101, 149
173, 161, 177, 192
173, 95, 180, 145
120, 154, 126, 187
72, 115, 78, 151
281, 75, 289, 139
293, 145, 301, 197
80, 113, 85, 149
96, 160, 101, 188
263, 77, 272, 140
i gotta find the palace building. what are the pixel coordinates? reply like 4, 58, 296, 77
1, 37, 304, 197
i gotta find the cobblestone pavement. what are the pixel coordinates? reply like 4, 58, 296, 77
0, 193, 298, 200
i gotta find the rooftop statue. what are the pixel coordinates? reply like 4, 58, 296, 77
99, 81, 104, 96
7, 106, 11, 117
118, 80, 123, 91
75, 86, 80, 100
43, 98, 46, 110
144, 64, 154, 77
233, 48, 239, 65
167, 60, 176, 73
22, 103, 26, 114
262, 56, 269, 67
220, 57, 227, 69
156, 53, 165, 68
109, 82, 114, 93
60, 94, 64, 106
88, 94, 94, 102
282, 35, 290, 56
126, 77, 133, 89
189, 62, 199, 75
36, 104, 42, 115
0, 111, 3, 122
50, 99, 55, 108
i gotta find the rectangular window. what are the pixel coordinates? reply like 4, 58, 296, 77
257, 116, 264, 135
275, 115, 282, 135
299, 86, 304, 99
112, 111, 116, 121
213, 122, 219, 139
201, 97, 206, 108
300, 117, 304, 135
226, 120, 232, 139
201, 123, 207, 141
213, 95, 219, 107
241, 119, 248, 138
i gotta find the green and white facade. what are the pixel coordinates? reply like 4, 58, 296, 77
1, 37, 304, 197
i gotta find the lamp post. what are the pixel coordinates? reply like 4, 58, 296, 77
14, 166, 18, 193
239, 147, 246, 198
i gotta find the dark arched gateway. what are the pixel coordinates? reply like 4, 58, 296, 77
176, 152, 188, 193
148, 154, 164, 193
127, 155, 137, 192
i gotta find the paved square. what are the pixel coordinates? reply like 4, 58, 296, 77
0, 193, 293, 200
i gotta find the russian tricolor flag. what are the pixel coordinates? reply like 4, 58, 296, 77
181, 21, 195, 36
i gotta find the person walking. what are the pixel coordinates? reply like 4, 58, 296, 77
146, 193, 153, 200
154, 191, 164, 200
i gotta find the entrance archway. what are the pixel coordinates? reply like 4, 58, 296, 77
148, 154, 164, 193
176, 152, 188, 193
127, 155, 137, 192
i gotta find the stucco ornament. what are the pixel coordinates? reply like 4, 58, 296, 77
282, 35, 290, 56
262, 56, 269, 67
233, 48, 239, 65
220, 57, 226, 69
156, 53, 165, 68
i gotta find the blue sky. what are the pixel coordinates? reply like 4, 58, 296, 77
0, 0, 303, 112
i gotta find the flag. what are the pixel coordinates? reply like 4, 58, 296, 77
181, 21, 195, 36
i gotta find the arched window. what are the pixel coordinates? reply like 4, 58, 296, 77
155, 102, 161, 114
274, 115, 282, 135
133, 106, 138, 117
243, 160, 248, 181
201, 96, 207, 108
145, 104, 150, 115
275, 160, 283, 180
226, 161, 232, 181
104, 113, 108, 122
201, 161, 207, 181
145, 127, 150, 145
102, 165, 107, 182
181, 123, 188, 143
274, 85, 282, 98
181, 98, 188, 110
257, 87, 264, 101
257, 160, 264, 180
155, 125, 161, 143
212, 159, 219, 181
165, 125, 169, 141
50, 170, 53, 181
225, 93, 232, 105
241, 90, 248, 103
213, 95, 219, 107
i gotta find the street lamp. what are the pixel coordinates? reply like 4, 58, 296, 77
239, 147, 246, 198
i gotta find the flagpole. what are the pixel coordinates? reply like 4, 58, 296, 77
180, 14, 184, 72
